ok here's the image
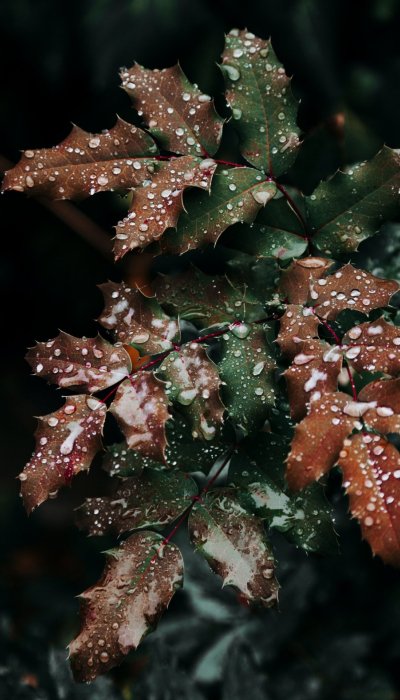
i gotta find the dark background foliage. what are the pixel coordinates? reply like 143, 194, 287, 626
1, 0, 400, 697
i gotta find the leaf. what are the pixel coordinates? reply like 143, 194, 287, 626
309, 264, 399, 320
98, 280, 179, 354
69, 531, 183, 682
157, 343, 224, 440
218, 325, 276, 431
229, 451, 336, 554
225, 195, 308, 260
26, 332, 131, 392
307, 147, 400, 255
285, 392, 361, 490
2, 117, 157, 199
76, 469, 197, 535
163, 168, 277, 254
338, 433, 400, 567
284, 339, 343, 420
154, 267, 264, 326
342, 318, 400, 376
114, 156, 217, 258
221, 29, 301, 176
121, 63, 223, 156
279, 256, 333, 304
189, 490, 279, 605
19, 396, 106, 513
109, 374, 170, 461
276, 304, 320, 359
358, 379, 400, 435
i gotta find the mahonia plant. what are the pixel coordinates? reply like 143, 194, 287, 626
3, 28, 400, 682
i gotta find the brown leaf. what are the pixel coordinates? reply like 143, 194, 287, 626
286, 392, 362, 490
26, 332, 131, 392
309, 264, 399, 320
109, 375, 170, 462
284, 340, 343, 420
121, 63, 223, 156
98, 280, 179, 354
279, 257, 333, 304
19, 396, 106, 513
69, 531, 183, 682
113, 155, 217, 258
359, 378, 400, 434
2, 117, 158, 199
338, 433, 400, 567
276, 304, 320, 359
343, 318, 400, 376
189, 491, 279, 606
158, 343, 224, 440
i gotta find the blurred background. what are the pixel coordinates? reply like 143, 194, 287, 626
1, 0, 400, 698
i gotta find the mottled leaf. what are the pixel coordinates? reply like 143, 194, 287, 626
26, 332, 131, 392
309, 264, 399, 320
338, 433, 400, 567
285, 392, 361, 490
229, 452, 336, 554
221, 29, 300, 176
164, 168, 277, 254
19, 395, 106, 512
154, 267, 264, 326
76, 469, 197, 535
218, 325, 276, 431
109, 375, 170, 461
98, 280, 179, 354
276, 304, 320, 359
284, 339, 343, 420
189, 490, 279, 605
69, 531, 183, 681
157, 343, 224, 440
307, 147, 400, 255
114, 156, 217, 258
121, 63, 223, 156
343, 318, 400, 376
2, 117, 157, 199
279, 256, 333, 304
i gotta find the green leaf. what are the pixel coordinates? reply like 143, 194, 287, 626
224, 194, 308, 260
218, 325, 276, 431
229, 448, 337, 554
189, 490, 279, 605
154, 266, 264, 326
222, 249, 279, 304
163, 167, 277, 254
121, 63, 224, 156
69, 531, 183, 682
221, 29, 301, 176
307, 147, 400, 255
157, 343, 224, 440
76, 468, 197, 535
103, 415, 235, 477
